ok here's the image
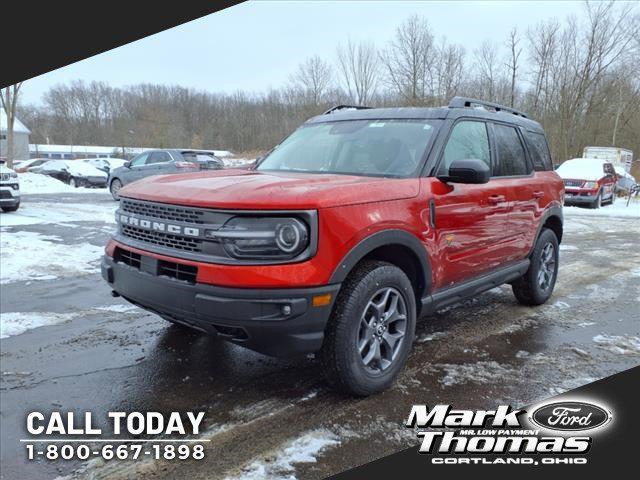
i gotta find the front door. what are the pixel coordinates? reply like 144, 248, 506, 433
429, 119, 512, 290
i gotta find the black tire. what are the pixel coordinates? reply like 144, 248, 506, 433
110, 179, 122, 200
591, 190, 602, 208
512, 228, 559, 306
1, 202, 20, 212
69, 177, 80, 188
320, 260, 416, 396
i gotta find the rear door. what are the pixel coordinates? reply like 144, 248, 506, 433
489, 123, 537, 259
145, 151, 175, 176
430, 119, 512, 288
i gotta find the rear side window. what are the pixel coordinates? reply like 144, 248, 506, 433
148, 151, 172, 164
493, 124, 530, 176
524, 131, 552, 171
439, 120, 491, 175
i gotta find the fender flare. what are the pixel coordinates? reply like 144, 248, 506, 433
329, 229, 432, 299
530, 205, 563, 256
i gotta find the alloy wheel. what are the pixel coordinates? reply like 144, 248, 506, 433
357, 287, 408, 373
537, 243, 556, 291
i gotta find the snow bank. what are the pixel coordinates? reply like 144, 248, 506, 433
0, 202, 117, 227
0, 230, 104, 284
1, 311, 78, 339
226, 430, 340, 480
18, 172, 110, 195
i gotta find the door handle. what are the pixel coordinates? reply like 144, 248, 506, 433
488, 195, 506, 204
533, 191, 544, 199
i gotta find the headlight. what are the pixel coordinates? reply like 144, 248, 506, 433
9, 172, 17, 178
211, 217, 310, 260
584, 181, 598, 189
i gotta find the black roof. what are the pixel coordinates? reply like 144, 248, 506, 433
306, 97, 544, 132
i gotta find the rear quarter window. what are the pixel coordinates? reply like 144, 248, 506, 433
524, 131, 552, 171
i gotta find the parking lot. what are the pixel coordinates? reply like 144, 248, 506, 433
1, 191, 639, 480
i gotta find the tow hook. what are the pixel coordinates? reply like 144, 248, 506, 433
110, 290, 121, 298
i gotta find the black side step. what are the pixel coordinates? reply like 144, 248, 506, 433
420, 260, 530, 315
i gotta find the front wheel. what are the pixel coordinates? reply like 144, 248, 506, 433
320, 260, 416, 396
69, 177, 79, 188
512, 228, 559, 306
591, 191, 602, 208
110, 179, 122, 200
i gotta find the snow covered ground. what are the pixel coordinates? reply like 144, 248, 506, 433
0, 201, 117, 227
0, 230, 105, 285
564, 197, 639, 218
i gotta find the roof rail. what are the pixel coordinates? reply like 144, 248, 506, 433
448, 96, 529, 119
322, 104, 372, 115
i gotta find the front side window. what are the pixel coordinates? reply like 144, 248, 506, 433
438, 120, 491, 175
130, 153, 149, 166
257, 119, 439, 178
493, 124, 530, 176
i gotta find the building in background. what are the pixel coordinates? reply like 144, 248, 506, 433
0, 108, 31, 161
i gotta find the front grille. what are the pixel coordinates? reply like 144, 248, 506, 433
121, 199, 205, 224
114, 247, 199, 284
158, 260, 197, 284
122, 225, 203, 252
115, 248, 141, 268
0, 174, 10, 181
563, 179, 584, 188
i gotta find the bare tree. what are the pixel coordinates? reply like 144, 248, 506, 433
380, 14, 435, 105
1, 83, 24, 168
336, 39, 380, 105
505, 28, 522, 107
290, 55, 333, 106
473, 40, 502, 101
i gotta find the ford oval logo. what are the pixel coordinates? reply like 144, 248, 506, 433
531, 401, 610, 431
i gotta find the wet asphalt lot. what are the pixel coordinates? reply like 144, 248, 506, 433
1, 193, 639, 480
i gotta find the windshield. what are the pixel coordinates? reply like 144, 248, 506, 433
257, 119, 439, 177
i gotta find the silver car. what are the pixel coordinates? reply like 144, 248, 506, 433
108, 150, 224, 200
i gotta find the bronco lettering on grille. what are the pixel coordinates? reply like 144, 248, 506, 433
119, 214, 200, 237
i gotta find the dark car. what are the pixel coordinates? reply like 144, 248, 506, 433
108, 149, 225, 199
103, 97, 564, 396
30, 160, 108, 188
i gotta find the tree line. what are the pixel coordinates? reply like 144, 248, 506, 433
18, 1, 640, 164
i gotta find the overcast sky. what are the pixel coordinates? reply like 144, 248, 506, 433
21, 0, 588, 105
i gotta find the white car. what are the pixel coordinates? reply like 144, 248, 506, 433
0, 160, 20, 212
29, 160, 108, 188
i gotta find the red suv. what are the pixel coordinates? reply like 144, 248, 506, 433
102, 97, 564, 396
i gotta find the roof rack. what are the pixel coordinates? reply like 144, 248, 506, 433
448, 96, 529, 119
322, 104, 372, 115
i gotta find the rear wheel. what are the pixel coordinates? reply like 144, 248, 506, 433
512, 228, 559, 306
320, 260, 416, 396
110, 179, 122, 200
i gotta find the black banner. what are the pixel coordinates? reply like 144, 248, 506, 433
0, 1, 245, 88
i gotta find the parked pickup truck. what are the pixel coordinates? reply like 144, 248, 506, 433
102, 97, 564, 396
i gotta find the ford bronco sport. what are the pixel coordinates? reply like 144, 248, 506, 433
102, 97, 564, 396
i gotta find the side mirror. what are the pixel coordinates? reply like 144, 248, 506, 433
124, 161, 131, 168
438, 158, 491, 184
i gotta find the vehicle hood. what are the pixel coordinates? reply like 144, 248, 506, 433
0, 165, 16, 175
118, 169, 419, 209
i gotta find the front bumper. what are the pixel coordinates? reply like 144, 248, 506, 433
101, 254, 340, 357
564, 192, 597, 205
0, 185, 20, 205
